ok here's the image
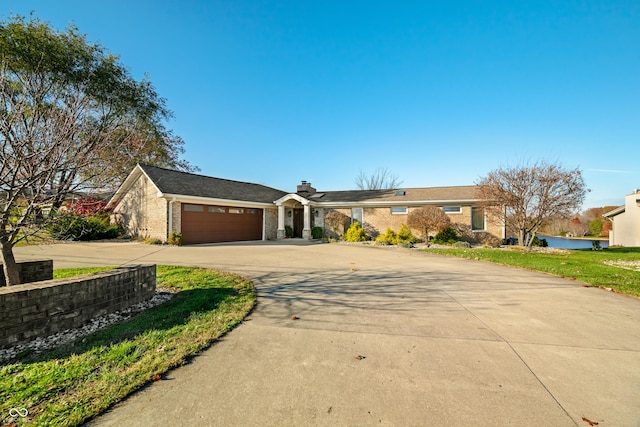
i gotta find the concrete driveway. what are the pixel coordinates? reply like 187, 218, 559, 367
14, 241, 640, 426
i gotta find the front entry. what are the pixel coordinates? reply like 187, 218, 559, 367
293, 208, 304, 238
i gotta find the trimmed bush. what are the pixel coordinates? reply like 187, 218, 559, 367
375, 225, 416, 246
285, 225, 293, 237
375, 228, 396, 245
395, 223, 417, 244
311, 226, 323, 239
345, 221, 367, 242
432, 227, 460, 245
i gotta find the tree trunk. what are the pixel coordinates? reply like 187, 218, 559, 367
518, 230, 526, 248
0, 243, 21, 286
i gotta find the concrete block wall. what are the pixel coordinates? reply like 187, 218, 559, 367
0, 265, 156, 349
0, 260, 53, 287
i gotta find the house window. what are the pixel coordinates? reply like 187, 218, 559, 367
184, 204, 204, 212
471, 207, 485, 231
208, 206, 225, 213
443, 206, 462, 214
247, 208, 261, 215
229, 208, 244, 214
391, 207, 408, 214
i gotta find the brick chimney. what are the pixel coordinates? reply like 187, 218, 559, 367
297, 180, 316, 195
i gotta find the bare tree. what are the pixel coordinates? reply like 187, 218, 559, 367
407, 206, 451, 242
0, 16, 187, 285
477, 161, 587, 248
355, 167, 402, 190
567, 217, 590, 237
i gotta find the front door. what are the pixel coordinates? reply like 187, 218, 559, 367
293, 208, 304, 238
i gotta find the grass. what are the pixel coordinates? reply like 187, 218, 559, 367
424, 246, 640, 298
0, 265, 256, 426
53, 266, 118, 279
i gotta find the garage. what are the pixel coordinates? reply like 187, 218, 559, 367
181, 203, 263, 244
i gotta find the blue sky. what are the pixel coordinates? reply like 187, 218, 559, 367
4, 1, 639, 208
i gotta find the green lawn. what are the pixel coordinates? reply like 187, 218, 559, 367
424, 246, 640, 298
1, 265, 256, 427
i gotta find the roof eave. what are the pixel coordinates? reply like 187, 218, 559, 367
311, 198, 480, 208
159, 193, 276, 208
603, 206, 625, 218
108, 164, 164, 208
107, 165, 142, 208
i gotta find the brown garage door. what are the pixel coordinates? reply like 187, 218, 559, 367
181, 204, 263, 244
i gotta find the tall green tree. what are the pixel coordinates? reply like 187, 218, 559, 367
0, 15, 193, 285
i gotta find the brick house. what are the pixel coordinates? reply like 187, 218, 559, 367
109, 164, 505, 245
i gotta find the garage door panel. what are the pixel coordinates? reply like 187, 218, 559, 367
181, 204, 263, 244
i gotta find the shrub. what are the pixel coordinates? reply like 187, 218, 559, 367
407, 206, 451, 242
398, 241, 414, 248
48, 212, 122, 241
374, 237, 391, 245
375, 228, 396, 245
285, 225, 293, 237
432, 227, 460, 245
167, 230, 183, 246
345, 221, 367, 242
531, 236, 548, 247
311, 226, 323, 239
374, 225, 416, 246
395, 223, 416, 244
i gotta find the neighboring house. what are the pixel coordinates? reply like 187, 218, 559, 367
603, 189, 640, 247
109, 164, 505, 245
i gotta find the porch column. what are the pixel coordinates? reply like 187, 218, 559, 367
277, 204, 286, 239
302, 204, 311, 240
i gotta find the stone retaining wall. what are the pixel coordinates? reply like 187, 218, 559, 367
0, 260, 53, 286
0, 265, 156, 348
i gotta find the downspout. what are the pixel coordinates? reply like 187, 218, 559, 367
262, 209, 266, 241
168, 197, 176, 239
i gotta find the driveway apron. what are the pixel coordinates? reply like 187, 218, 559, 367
14, 241, 640, 426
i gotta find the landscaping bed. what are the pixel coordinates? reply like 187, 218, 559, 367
0, 265, 256, 426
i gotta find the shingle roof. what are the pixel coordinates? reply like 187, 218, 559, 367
309, 186, 480, 204
139, 164, 288, 204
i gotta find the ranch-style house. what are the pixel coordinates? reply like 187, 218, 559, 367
108, 164, 505, 245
